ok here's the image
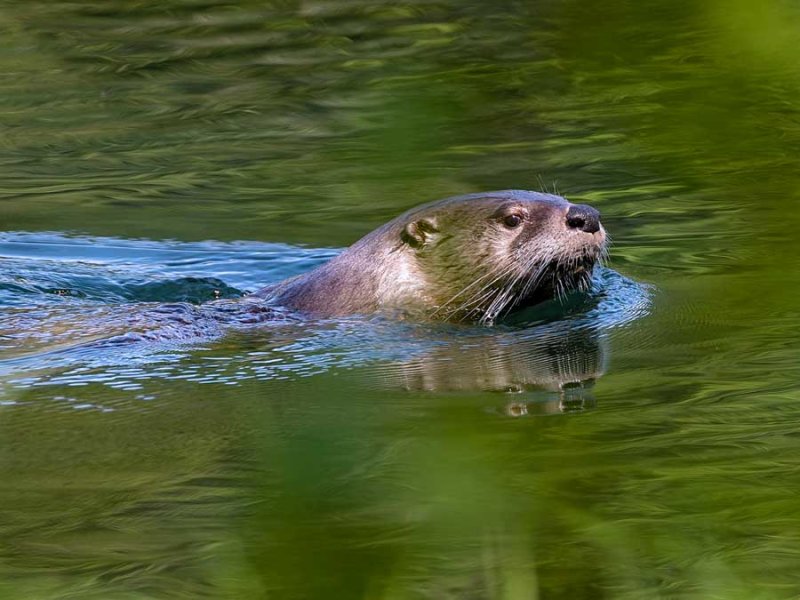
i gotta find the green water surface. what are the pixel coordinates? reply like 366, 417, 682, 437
2, 1, 800, 598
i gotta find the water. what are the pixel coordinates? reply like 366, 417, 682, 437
2, 1, 800, 598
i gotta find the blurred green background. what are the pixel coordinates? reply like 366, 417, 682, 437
2, 0, 800, 598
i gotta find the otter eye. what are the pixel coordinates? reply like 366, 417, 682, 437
503, 214, 523, 228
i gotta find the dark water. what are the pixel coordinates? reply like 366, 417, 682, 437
2, 1, 800, 598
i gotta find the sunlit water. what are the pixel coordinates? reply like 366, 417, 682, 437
2, 1, 800, 598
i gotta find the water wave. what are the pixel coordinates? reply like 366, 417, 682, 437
0, 233, 651, 398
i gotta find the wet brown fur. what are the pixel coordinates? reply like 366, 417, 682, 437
258, 190, 607, 325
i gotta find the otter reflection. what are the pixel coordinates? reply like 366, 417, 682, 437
372, 322, 606, 415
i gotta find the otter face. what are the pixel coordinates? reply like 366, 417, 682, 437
401, 191, 607, 324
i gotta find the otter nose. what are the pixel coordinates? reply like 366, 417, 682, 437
566, 204, 601, 234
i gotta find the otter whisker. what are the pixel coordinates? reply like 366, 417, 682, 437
458, 284, 513, 323
455, 262, 516, 305
599, 235, 611, 267
484, 257, 543, 322
446, 276, 511, 319
455, 286, 504, 321
445, 261, 521, 319
432, 261, 517, 318
476, 271, 520, 324
518, 252, 557, 300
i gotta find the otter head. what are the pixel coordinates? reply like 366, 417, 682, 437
397, 190, 607, 324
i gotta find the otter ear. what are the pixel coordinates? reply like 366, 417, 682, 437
401, 217, 439, 249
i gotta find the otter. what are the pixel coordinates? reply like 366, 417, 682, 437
257, 190, 606, 325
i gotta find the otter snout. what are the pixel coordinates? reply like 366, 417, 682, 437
565, 204, 601, 234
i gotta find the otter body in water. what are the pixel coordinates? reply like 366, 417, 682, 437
258, 190, 606, 325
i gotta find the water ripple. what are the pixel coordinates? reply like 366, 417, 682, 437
0, 231, 651, 400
